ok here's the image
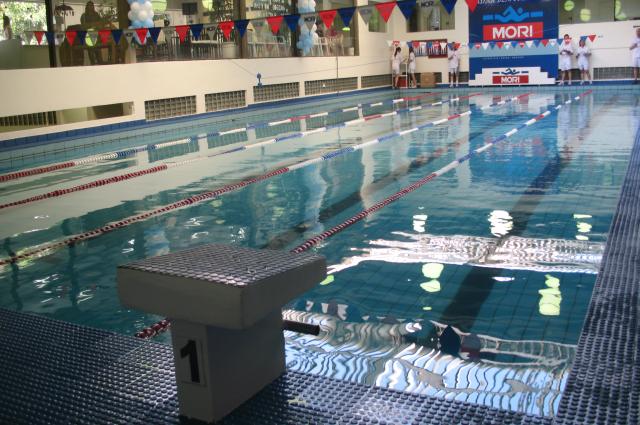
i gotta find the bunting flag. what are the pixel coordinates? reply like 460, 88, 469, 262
135, 28, 148, 44
540, 39, 549, 46
588, 34, 596, 42
65, 30, 77, 46
496, 41, 503, 49
112, 29, 123, 44
190, 23, 204, 39
55, 32, 65, 45
175, 25, 189, 42
76, 30, 87, 45
549, 39, 557, 46
412, 40, 420, 48
124, 30, 135, 45
441, 0, 457, 14
34, 31, 45, 45
284, 14, 299, 32
358, 6, 375, 25
338, 7, 355, 27
98, 29, 111, 44
24, 32, 34, 45
203, 24, 216, 39
482, 42, 489, 50
454, 42, 461, 49
266, 15, 283, 34
318, 10, 337, 29
533, 39, 541, 47
87, 31, 98, 45
218, 21, 234, 40
397, 0, 417, 20
525, 40, 534, 48
234, 20, 249, 38
474, 42, 481, 49
465, 0, 477, 12
303, 14, 316, 31
511, 40, 518, 48
579, 35, 587, 42
149, 27, 161, 44
251, 20, 267, 34
375, 2, 397, 23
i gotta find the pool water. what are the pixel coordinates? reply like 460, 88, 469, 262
1, 87, 639, 416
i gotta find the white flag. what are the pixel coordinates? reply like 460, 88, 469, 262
525, 40, 534, 48
358, 6, 375, 25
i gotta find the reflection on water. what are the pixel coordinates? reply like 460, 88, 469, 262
284, 310, 572, 416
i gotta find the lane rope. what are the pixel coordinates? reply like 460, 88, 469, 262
0, 93, 528, 269
0, 93, 482, 210
0, 91, 443, 183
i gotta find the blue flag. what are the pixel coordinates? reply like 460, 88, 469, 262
338, 7, 356, 27
45, 31, 55, 45
190, 24, 203, 39
149, 27, 161, 44
233, 20, 248, 38
111, 29, 123, 44
76, 30, 87, 45
511, 40, 518, 48
284, 14, 300, 32
397, 0, 417, 20
441, 0, 457, 14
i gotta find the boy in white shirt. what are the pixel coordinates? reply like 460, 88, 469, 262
576, 38, 592, 85
448, 43, 460, 88
558, 34, 574, 85
630, 27, 640, 84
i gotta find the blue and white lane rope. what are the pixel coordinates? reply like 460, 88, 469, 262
291, 90, 593, 253
0, 93, 486, 209
133, 91, 585, 340
0, 93, 529, 265
0, 91, 444, 183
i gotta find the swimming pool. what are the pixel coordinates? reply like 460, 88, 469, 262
1, 87, 638, 417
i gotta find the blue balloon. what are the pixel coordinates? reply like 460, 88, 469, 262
144, 19, 154, 27
132, 19, 142, 28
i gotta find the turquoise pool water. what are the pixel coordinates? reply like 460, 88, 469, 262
1, 87, 639, 416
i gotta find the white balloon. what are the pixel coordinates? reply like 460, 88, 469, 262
131, 2, 140, 11
127, 10, 134, 19
144, 1, 152, 10
137, 10, 148, 21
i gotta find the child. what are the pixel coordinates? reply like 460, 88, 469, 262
576, 38, 592, 85
448, 43, 459, 88
558, 34, 574, 85
407, 46, 417, 88
391, 47, 402, 89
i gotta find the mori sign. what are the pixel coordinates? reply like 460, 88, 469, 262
484, 23, 543, 41
492, 74, 530, 84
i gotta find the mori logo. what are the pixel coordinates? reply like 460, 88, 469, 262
483, 22, 543, 41
492, 75, 529, 84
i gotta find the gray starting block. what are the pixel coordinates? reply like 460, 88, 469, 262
117, 244, 326, 423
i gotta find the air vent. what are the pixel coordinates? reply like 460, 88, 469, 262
253, 83, 299, 103
255, 121, 301, 140
593, 67, 634, 80
208, 131, 249, 150
205, 90, 246, 112
0, 111, 57, 129
304, 77, 358, 95
145, 96, 196, 121
361, 74, 392, 88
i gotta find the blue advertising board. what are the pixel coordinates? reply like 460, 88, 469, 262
468, 0, 558, 86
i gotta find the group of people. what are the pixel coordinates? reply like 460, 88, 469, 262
557, 34, 593, 85
391, 43, 460, 89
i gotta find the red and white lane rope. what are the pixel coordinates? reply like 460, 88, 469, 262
0, 93, 527, 268
0, 92, 442, 184
0, 94, 482, 210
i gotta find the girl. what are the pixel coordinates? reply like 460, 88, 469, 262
2, 16, 12, 41
448, 43, 460, 88
558, 34, 574, 85
392, 47, 402, 89
407, 46, 417, 88
576, 39, 592, 85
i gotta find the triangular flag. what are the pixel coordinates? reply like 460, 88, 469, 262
525, 40, 534, 48
65, 30, 77, 46
175, 25, 189, 42
318, 10, 337, 29
496, 41, 504, 49
481, 42, 489, 50
549, 39, 557, 46
55, 32, 65, 45
440, 42, 447, 50
474, 43, 481, 49
266, 15, 283, 34
454, 42, 461, 49
218, 21, 234, 40
375, 2, 397, 23
338, 7, 355, 27
441, 0, 457, 14
358, 6, 375, 25
135, 28, 148, 44
111, 29, 123, 44
203, 24, 216, 39
426, 41, 432, 49
284, 14, 299, 32
518, 41, 525, 48
75, 30, 87, 45
234, 20, 248, 37
124, 30, 135, 45
580, 35, 587, 42
511, 41, 518, 48
533, 39, 540, 47
465, 0, 478, 12
303, 14, 316, 31
148, 27, 161, 44
406, 41, 412, 48
190, 23, 203, 39
412, 41, 420, 48
24, 32, 34, 45
34, 31, 45, 45
386, 40, 392, 47
98, 29, 111, 44
540, 39, 549, 46
588, 34, 596, 42
504, 42, 510, 49
88, 31, 98, 45
557, 38, 563, 44
397, 0, 417, 20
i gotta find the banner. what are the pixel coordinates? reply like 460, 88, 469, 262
468, 0, 558, 86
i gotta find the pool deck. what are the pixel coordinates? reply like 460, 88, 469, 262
1, 101, 639, 424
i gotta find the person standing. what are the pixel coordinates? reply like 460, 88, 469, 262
576, 38, 592, 85
81, 1, 102, 65
630, 27, 640, 84
448, 43, 460, 88
2, 15, 12, 40
407, 46, 417, 88
391, 47, 402, 89
558, 34, 574, 85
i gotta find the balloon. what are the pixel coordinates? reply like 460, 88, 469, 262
138, 10, 148, 21
131, 2, 140, 10
144, 19, 154, 27
128, 11, 134, 19
132, 19, 142, 27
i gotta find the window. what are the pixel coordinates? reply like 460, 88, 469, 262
557, 0, 640, 24
245, 0, 293, 58
368, 0, 386, 33
407, 1, 455, 32
615, 0, 640, 21
313, 0, 357, 56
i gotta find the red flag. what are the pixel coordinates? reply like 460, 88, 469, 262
588, 34, 596, 42
175, 25, 189, 42
412, 41, 420, 48
34, 31, 45, 45
318, 10, 337, 29
135, 28, 148, 44
266, 15, 283, 34
65, 30, 77, 46
541, 39, 549, 46
465, 0, 478, 12
496, 41, 504, 49
518, 41, 525, 48
474, 43, 481, 49
375, 2, 396, 23
454, 42, 461, 50
218, 21, 234, 40
98, 29, 111, 44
